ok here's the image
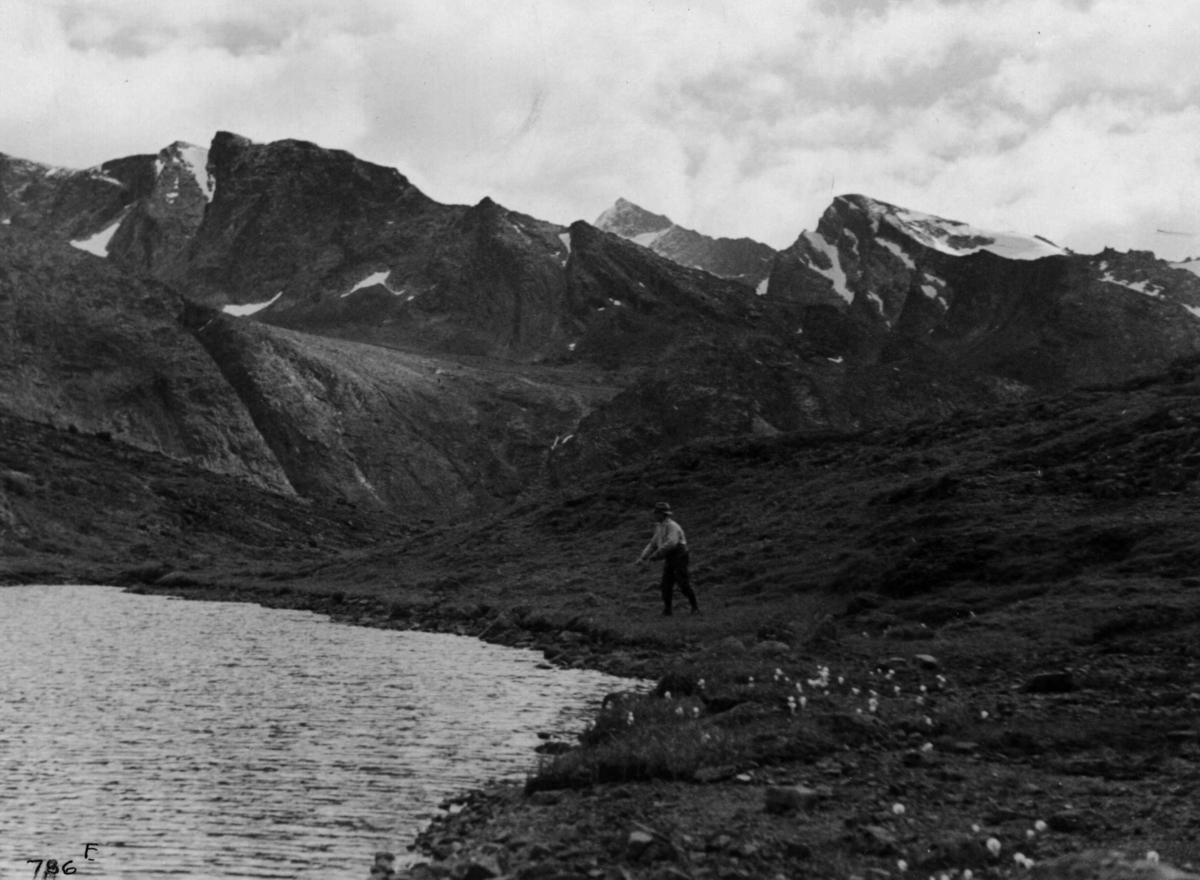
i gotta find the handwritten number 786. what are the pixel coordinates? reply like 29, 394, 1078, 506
27, 860, 77, 877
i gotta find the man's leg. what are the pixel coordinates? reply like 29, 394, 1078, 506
676, 549, 700, 612
660, 561, 675, 615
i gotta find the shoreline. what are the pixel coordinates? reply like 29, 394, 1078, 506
9, 566, 1200, 879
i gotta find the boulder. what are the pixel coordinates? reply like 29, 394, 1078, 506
460, 855, 503, 880
753, 639, 792, 656
764, 785, 822, 814
625, 829, 677, 862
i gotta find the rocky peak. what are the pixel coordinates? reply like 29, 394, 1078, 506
824, 194, 1069, 262
595, 197, 674, 242
594, 198, 775, 287
156, 141, 214, 202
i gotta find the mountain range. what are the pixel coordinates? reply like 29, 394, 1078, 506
5, 131, 1200, 526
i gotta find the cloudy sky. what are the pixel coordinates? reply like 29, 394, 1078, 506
4, 0, 1199, 259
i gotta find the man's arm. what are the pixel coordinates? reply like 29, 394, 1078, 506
637, 537, 656, 564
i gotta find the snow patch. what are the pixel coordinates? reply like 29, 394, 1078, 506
631, 226, 672, 248
70, 218, 123, 256
1184, 304, 1200, 319
1, 217, 9, 226
867, 291, 886, 315
801, 231, 853, 303
919, 272, 946, 300
177, 144, 214, 201
87, 170, 123, 187
756, 277, 769, 296
879, 237, 916, 270
858, 197, 1067, 261
342, 270, 392, 297
558, 232, 571, 253
223, 292, 282, 316
827, 356, 843, 364
1101, 273, 1162, 297
1170, 259, 1200, 278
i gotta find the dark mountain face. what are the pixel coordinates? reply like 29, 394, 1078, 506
0, 225, 291, 494
767, 194, 1200, 389
0, 150, 155, 242
6, 134, 1200, 520
0, 222, 617, 515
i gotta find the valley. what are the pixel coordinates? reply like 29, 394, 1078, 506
3, 131, 1200, 878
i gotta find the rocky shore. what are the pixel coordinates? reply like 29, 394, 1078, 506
128, 577, 1200, 880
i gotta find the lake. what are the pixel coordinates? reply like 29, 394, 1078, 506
0, 585, 631, 879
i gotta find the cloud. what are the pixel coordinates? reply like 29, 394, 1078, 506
2, 0, 1198, 259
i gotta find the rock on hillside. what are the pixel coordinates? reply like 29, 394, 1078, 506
766, 194, 1200, 389
183, 303, 610, 513
595, 197, 776, 288
0, 225, 291, 494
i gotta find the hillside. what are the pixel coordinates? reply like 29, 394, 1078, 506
5, 350, 1200, 877
8, 134, 1200, 523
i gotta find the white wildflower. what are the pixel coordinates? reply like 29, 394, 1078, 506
987, 837, 1001, 856
892, 803, 905, 815
1147, 852, 1160, 864
1034, 820, 1047, 832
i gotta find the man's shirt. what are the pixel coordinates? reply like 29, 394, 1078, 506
644, 518, 687, 559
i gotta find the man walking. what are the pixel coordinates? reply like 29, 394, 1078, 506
637, 502, 700, 616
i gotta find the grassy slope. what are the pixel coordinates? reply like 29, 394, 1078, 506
6, 356, 1200, 877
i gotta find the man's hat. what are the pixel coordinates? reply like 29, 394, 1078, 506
654, 502, 673, 516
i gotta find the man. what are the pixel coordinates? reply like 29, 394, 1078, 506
637, 501, 700, 616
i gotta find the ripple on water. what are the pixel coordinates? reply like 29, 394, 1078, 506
0, 586, 634, 879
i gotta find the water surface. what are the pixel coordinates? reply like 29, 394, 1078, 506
0, 585, 630, 879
